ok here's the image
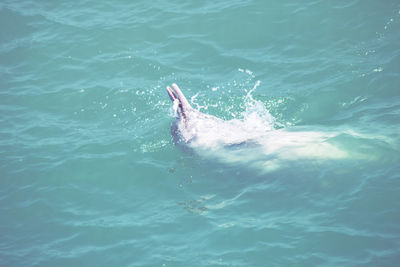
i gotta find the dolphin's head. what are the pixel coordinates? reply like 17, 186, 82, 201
166, 83, 197, 143
166, 83, 193, 121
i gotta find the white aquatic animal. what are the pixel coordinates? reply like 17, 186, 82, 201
166, 83, 350, 172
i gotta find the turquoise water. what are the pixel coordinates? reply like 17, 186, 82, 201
1, 0, 400, 266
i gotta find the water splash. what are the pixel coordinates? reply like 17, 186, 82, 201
241, 80, 275, 132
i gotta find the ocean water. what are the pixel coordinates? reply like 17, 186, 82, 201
1, 0, 400, 266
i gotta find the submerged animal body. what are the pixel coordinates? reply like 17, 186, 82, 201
166, 84, 349, 172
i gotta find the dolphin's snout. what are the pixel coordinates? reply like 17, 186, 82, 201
166, 84, 193, 110
166, 86, 178, 102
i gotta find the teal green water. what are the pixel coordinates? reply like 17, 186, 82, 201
1, 0, 400, 266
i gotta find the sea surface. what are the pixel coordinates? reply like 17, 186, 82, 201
1, 0, 400, 266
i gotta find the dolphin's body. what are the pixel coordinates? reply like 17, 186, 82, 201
165, 84, 366, 172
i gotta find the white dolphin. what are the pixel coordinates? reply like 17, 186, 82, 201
166, 84, 373, 173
